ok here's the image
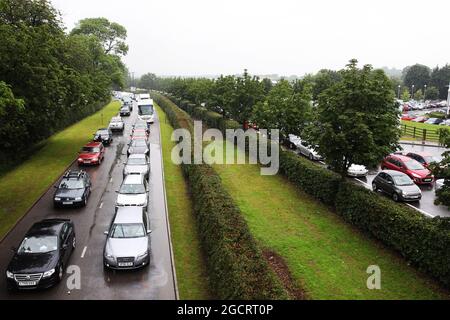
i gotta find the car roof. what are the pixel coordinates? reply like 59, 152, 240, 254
114, 207, 144, 224
85, 141, 102, 147
381, 170, 407, 177
28, 219, 69, 237
111, 117, 122, 121
123, 174, 144, 184
129, 154, 146, 159
407, 151, 432, 157
389, 154, 415, 162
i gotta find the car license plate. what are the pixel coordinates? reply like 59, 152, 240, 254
84, 160, 91, 164
18, 281, 37, 286
118, 262, 133, 267
63, 202, 73, 205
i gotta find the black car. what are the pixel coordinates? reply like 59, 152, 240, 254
94, 128, 113, 145
6, 219, 76, 290
127, 139, 150, 157
372, 170, 422, 202
120, 106, 131, 116
53, 170, 91, 208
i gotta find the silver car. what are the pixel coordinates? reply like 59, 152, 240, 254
108, 116, 124, 132
288, 134, 323, 161
123, 154, 150, 179
116, 174, 148, 209
103, 207, 151, 270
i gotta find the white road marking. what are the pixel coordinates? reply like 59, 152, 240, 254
81, 246, 87, 258
99, 202, 103, 209
110, 177, 113, 183
355, 178, 370, 187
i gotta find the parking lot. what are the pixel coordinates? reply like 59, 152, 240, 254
0, 101, 177, 299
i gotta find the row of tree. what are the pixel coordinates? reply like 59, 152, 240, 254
140, 59, 400, 177
0, 0, 128, 166
393, 63, 450, 101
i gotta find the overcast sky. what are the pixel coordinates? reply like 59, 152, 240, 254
51, 0, 450, 77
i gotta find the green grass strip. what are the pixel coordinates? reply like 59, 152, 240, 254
0, 100, 120, 239
156, 103, 211, 299
210, 142, 449, 300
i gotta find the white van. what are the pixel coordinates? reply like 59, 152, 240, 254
139, 93, 151, 101
137, 99, 155, 124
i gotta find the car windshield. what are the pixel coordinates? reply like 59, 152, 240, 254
120, 183, 145, 194
121, 107, 130, 111
132, 140, 147, 147
18, 236, 58, 254
393, 175, 414, 186
424, 156, 441, 164
134, 124, 147, 129
127, 158, 147, 165
404, 160, 424, 170
111, 119, 122, 123
138, 105, 154, 115
82, 147, 100, 153
59, 179, 84, 189
110, 224, 145, 238
96, 130, 109, 135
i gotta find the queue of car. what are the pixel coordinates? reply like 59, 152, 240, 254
6, 92, 154, 290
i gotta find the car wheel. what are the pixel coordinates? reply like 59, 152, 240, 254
309, 153, 314, 161
372, 183, 378, 192
98, 157, 102, 165
57, 264, 64, 282
83, 197, 87, 207
392, 193, 400, 202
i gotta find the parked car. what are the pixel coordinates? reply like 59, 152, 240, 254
401, 115, 415, 121
130, 131, 149, 142
372, 171, 422, 202
120, 106, 131, 117
288, 134, 323, 161
127, 139, 149, 157
123, 154, 150, 179
6, 219, 76, 290
439, 119, 450, 126
108, 116, 125, 132
424, 118, 443, 125
412, 116, 428, 123
78, 142, 105, 166
103, 207, 151, 270
381, 154, 434, 184
347, 164, 369, 177
54, 170, 91, 208
93, 128, 113, 145
406, 152, 442, 169
115, 174, 149, 209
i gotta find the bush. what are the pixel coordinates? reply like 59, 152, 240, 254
152, 92, 289, 299
336, 181, 450, 287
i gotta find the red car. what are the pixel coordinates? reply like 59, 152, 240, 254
381, 154, 434, 185
78, 142, 105, 166
406, 152, 442, 169
401, 115, 415, 121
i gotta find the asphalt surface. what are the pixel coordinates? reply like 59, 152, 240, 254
0, 100, 177, 300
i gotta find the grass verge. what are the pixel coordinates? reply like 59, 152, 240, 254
0, 100, 120, 239
156, 103, 211, 299
210, 142, 449, 300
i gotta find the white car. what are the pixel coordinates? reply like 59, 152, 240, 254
288, 134, 323, 161
123, 154, 150, 179
116, 174, 148, 210
108, 117, 124, 132
347, 164, 369, 177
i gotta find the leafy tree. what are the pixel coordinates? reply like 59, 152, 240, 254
251, 79, 312, 139
401, 88, 411, 102
0, 81, 26, 152
430, 65, 450, 100
261, 78, 273, 94
311, 69, 342, 101
433, 134, 450, 207
210, 75, 236, 116
139, 73, 157, 90
414, 89, 423, 101
425, 86, 440, 100
70, 17, 128, 56
233, 69, 265, 123
306, 59, 401, 176
403, 64, 431, 92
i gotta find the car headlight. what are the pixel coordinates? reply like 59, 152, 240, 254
105, 254, 115, 261
75, 197, 82, 201
54, 197, 61, 201
78, 158, 83, 161
137, 252, 148, 260
411, 173, 421, 178
43, 269, 55, 278
6, 271, 13, 279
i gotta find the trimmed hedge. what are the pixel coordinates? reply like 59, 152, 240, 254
162, 93, 450, 289
336, 182, 450, 287
152, 92, 289, 299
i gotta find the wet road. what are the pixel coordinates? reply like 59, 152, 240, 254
0, 100, 178, 300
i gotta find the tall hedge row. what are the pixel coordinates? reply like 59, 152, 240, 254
152, 92, 289, 299
161, 93, 450, 289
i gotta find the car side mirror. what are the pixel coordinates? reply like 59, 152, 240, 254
388, 181, 393, 184
62, 244, 69, 250
104, 231, 109, 236
147, 230, 152, 235
54, 185, 58, 189
115, 190, 119, 193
